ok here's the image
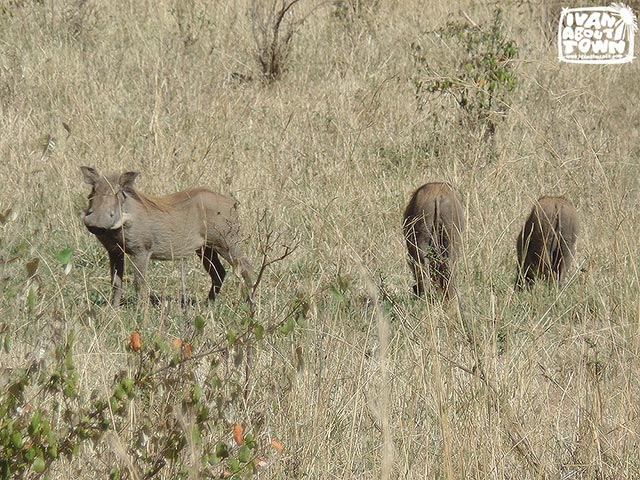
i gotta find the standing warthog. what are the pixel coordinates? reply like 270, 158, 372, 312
80, 167, 254, 308
516, 196, 578, 290
403, 182, 465, 300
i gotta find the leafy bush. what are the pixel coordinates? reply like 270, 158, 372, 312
0, 306, 302, 478
412, 9, 518, 143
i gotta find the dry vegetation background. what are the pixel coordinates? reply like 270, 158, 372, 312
1, 0, 640, 478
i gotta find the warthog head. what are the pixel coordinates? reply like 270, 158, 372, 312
81, 166, 138, 233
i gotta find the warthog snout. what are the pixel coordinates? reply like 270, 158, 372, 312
516, 196, 578, 290
80, 166, 254, 308
82, 173, 131, 233
403, 182, 465, 300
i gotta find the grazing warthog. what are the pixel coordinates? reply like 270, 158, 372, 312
80, 167, 254, 308
516, 196, 578, 290
403, 182, 465, 300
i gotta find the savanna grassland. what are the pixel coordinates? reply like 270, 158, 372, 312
1, 0, 640, 478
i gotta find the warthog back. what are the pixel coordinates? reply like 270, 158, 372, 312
516, 196, 578, 289
403, 182, 465, 300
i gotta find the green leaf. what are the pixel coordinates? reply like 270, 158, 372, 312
253, 324, 264, 341
238, 445, 251, 463
228, 458, 240, 473
215, 442, 229, 459
194, 315, 205, 333
41, 419, 51, 435
329, 285, 344, 303
63, 382, 77, 399
65, 354, 74, 373
113, 386, 125, 401
244, 433, 255, 449
279, 316, 294, 335
109, 465, 120, 480
11, 431, 22, 449
47, 430, 58, 458
33, 456, 45, 473
122, 378, 134, 397
30, 411, 42, 434
170, 353, 180, 367
54, 248, 73, 265
197, 405, 210, 422
24, 447, 36, 462
192, 385, 202, 403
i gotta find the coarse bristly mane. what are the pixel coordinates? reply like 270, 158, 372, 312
128, 188, 173, 213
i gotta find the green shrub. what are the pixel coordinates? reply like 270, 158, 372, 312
412, 9, 518, 147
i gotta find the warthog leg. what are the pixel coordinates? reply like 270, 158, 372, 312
108, 249, 125, 307
200, 246, 227, 302
131, 251, 154, 303
408, 226, 456, 301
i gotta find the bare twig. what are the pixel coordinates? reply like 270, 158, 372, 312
251, 244, 297, 297
250, 209, 298, 298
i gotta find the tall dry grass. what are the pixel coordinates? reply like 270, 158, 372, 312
1, 0, 639, 478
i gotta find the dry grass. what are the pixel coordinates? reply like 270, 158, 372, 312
1, 0, 639, 478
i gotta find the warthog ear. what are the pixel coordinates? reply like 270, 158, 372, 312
119, 171, 139, 191
80, 166, 99, 185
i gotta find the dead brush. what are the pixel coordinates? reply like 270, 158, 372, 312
250, 0, 305, 82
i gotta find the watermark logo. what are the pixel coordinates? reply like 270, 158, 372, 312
558, 3, 638, 64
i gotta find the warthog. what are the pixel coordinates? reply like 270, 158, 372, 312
516, 196, 578, 290
80, 167, 254, 307
403, 182, 465, 300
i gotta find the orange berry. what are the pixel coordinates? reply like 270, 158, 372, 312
233, 423, 243, 446
271, 440, 283, 454
129, 332, 141, 351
